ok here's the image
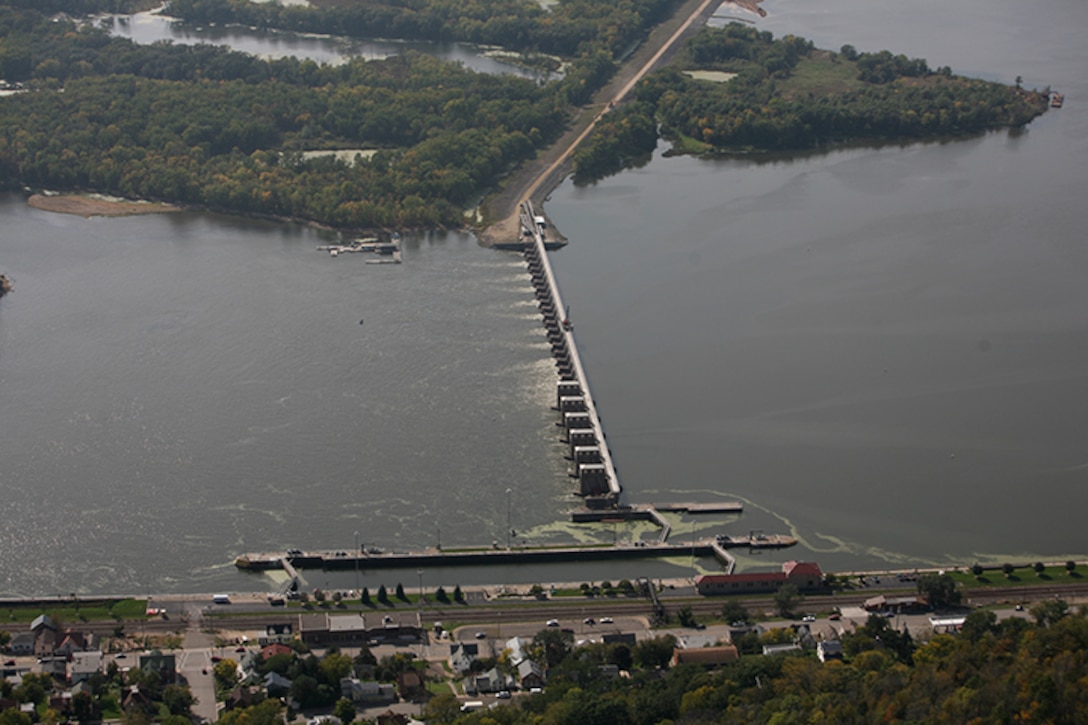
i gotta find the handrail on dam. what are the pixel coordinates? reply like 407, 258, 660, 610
519, 201, 621, 505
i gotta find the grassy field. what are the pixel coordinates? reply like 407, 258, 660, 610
949, 564, 1087, 589
775, 54, 865, 100
1, 598, 147, 624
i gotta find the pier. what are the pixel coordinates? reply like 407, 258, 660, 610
519, 200, 621, 506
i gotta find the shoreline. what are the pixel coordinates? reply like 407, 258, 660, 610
27, 192, 181, 217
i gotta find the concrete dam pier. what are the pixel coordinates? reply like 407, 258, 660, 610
519, 201, 622, 507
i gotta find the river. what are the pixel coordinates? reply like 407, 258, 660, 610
0, 0, 1085, 596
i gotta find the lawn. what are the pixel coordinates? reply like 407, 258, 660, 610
775, 54, 864, 100
949, 564, 1086, 588
1, 599, 148, 624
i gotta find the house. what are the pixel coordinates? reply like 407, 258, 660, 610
449, 642, 479, 673
224, 686, 260, 711
470, 667, 507, 694
340, 678, 395, 704
263, 671, 292, 696
516, 659, 545, 690
261, 643, 293, 660
138, 651, 176, 684
670, 646, 740, 668
69, 651, 103, 684
10, 631, 35, 656
299, 613, 367, 647
30, 615, 57, 657
237, 651, 263, 685
817, 640, 843, 662
503, 637, 529, 665
696, 561, 824, 595
260, 623, 294, 646
397, 669, 425, 700
122, 686, 152, 712
863, 594, 929, 614
55, 629, 96, 659
598, 664, 620, 679
375, 711, 414, 725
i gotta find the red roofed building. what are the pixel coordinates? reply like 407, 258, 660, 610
695, 561, 824, 595
261, 643, 293, 659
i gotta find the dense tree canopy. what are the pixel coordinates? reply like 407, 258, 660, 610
575, 23, 1049, 182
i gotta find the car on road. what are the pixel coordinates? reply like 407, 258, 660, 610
600, 617, 613, 624
802, 614, 816, 623
1015, 604, 1024, 611
383, 615, 393, 624
583, 617, 595, 625
235, 647, 246, 653
496, 691, 511, 699
210, 655, 222, 662
474, 632, 487, 639
829, 613, 841, 621
546, 619, 559, 627
115, 653, 126, 660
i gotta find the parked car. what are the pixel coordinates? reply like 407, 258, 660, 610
583, 617, 595, 625
496, 691, 511, 699
802, 614, 816, 623
474, 632, 487, 639
546, 619, 559, 627
829, 613, 841, 621
600, 617, 614, 624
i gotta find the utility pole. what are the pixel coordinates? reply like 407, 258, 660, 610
506, 488, 513, 550
354, 530, 360, 595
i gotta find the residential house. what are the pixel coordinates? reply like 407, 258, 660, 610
503, 637, 529, 666
695, 561, 824, 595
263, 671, 292, 696
340, 678, 395, 704
470, 667, 507, 695
516, 659, 545, 691
10, 631, 35, 656
817, 640, 843, 662
375, 712, 414, 725
30, 615, 56, 657
448, 642, 479, 674
69, 651, 103, 684
122, 686, 152, 712
138, 651, 176, 684
261, 643, 293, 660
397, 669, 425, 701
259, 623, 294, 646
670, 646, 740, 668
55, 629, 96, 659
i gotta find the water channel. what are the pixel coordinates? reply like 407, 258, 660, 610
0, 0, 1085, 596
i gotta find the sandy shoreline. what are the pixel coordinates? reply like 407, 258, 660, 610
27, 193, 181, 218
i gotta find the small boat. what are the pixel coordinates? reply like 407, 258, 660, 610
1051, 93, 1064, 108
0, 274, 11, 298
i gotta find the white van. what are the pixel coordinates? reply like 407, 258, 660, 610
460, 701, 484, 713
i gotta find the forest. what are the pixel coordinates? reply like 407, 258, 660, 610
0, 0, 635, 229
572, 23, 1050, 183
418, 601, 1088, 724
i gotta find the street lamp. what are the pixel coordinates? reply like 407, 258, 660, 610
506, 488, 512, 550
417, 569, 424, 612
353, 531, 361, 597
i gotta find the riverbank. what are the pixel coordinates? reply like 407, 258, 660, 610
27, 193, 180, 217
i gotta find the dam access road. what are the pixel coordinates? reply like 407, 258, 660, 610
476, 0, 732, 245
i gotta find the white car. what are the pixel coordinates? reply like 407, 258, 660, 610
546, 619, 560, 627
802, 614, 816, 623
600, 616, 614, 624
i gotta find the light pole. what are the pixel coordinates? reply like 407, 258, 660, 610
353, 530, 360, 595
506, 488, 512, 550
417, 569, 424, 613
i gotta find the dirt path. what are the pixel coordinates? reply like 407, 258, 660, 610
476, 0, 742, 246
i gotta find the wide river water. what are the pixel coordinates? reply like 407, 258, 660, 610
0, 0, 1085, 596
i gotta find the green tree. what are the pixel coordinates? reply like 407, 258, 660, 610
333, 697, 355, 725
721, 600, 751, 624
1034, 561, 1046, 576
395, 583, 406, 601
1031, 598, 1069, 627
162, 684, 195, 715
532, 628, 574, 668
632, 634, 676, 670
971, 563, 984, 577
916, 572, 962, 609
422, 693, 461, 724
453, 585, 464, 602
1003, 562, 1016, 578
377, 585, 389, 604
213, 658, 238, 692
773, 583, 801, 618
677, 605, 696, 628
1066, 560, 1077, 575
